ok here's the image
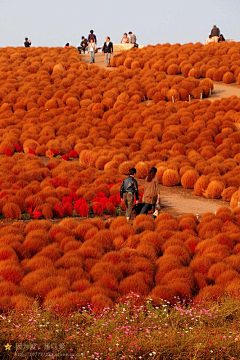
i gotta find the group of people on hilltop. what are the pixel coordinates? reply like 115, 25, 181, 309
77, 30, 137, 66
120, 167, 161, 221
207, 25, 225, 43
77, 30, 113, 66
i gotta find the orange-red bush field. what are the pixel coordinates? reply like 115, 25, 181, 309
0, 210, 238, 310
0, 44, 240, 310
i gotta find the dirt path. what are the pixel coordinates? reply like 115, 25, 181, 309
81, 53, 110, 68
159, 186, 230, 218
210, 82, 240, 101
80, 53, 238, 217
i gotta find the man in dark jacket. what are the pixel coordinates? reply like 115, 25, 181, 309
24, 37, 31, 47
78, 36, 88, 54
120, 168, 139, 220
102, 37, 113, 67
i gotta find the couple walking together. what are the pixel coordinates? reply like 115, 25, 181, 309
88, 36, 113, 66
120, 167, 161, 221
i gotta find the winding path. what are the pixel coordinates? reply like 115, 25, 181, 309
80, 52, 240, 217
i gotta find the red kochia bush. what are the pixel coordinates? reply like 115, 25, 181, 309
181, 170, 199, 189
90, 261, 123, 282
160, 267, 195, 290
2, 202, 22, 219
74, 198, 89, 217
0, 245, 18, 261
150, 285, 175, 305
0, 263, 24, 284
23, 229, 51, 254
163, 245, 191, 265
118, 272, 152, 296
189, 256, 213, 276
162, 169, 181, 186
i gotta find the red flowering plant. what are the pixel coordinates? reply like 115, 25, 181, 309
62, 196, 73, 205
14, 143, 23, 152
69, 192, 78, 202
53, 204, 64, 218
4, 148, 14, 157
69, 150, 78, 159
28, 148, 37, 155
74, 198, 89, 217
49, 177, 69, 188
91, 192, 108, 207
91, 193, 110, 216
108, 194, 121, 207
50, 148, 60, 156
61, 154, 69, 161
92, 202, 104, 216
28, 206, 42, 219
63, 201, 73, 216
79, 201, 89, 217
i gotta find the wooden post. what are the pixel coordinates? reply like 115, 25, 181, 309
189, 95, 191, 102
172, 96, 174, 103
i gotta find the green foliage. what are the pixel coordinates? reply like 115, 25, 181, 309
116, 205, 122, 216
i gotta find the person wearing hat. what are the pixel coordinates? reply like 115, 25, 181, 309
140, 167, 161, 218
120, 168, 139, 221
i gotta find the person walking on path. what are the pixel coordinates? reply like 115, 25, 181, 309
88, 38, 97, 63
140, 167, 161, 218
88, 30, 97, 44
120, 168, 139, 221
102, 37, 113, 67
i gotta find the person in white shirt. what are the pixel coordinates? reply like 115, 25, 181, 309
88, 38, 97, 63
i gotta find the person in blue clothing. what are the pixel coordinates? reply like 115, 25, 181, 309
78, 36, 88, 54
120, 168, 139, 221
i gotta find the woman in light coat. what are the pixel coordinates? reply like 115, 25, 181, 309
140, 167, 160, 217
88, 39, 97, 63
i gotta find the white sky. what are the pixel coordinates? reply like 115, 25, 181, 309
1, 0, 239, 48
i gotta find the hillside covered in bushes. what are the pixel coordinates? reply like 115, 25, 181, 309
0, 42, 239, 311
